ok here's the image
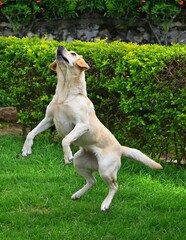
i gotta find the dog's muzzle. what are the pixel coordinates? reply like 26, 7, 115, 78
57, 46, 69, 63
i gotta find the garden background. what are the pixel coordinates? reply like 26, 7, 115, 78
0, 1, 186, 239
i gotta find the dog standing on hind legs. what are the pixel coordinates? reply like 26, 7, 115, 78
22, 46, 162, 211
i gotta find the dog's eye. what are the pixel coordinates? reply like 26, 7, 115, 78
71, 52, 76, 56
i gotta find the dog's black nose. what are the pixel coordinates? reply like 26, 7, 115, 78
57, 46, 64, 56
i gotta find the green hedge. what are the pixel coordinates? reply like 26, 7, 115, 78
0, 36, 185, 161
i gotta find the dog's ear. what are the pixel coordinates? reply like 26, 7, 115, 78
76, 58, 89, 70
49, 60, 57, 71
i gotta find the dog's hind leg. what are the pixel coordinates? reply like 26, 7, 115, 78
71, 149, 98, 200
98, 154, 121, 211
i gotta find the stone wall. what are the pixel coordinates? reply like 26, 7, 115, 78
0, 16, 186, 45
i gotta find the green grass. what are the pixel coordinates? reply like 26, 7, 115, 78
0, 134, 185, 240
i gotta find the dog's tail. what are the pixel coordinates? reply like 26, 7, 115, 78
122, 146, 162, 169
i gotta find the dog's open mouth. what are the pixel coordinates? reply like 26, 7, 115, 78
57, 48, 69, 63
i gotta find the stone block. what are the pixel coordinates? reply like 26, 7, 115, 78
0, 107, 18, 122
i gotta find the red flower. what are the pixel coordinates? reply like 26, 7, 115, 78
40, 7, 45, 13
179, 1, 184, 5
36, 0, 40, 3
0, 1, 3, 6
142, 0, 146, 2
137, 6, 142, 13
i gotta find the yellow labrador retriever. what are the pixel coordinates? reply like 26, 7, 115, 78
22, 46, 162, 211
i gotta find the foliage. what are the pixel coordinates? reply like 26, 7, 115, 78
3, 3, 32, 31
0, 134, 186, 240
0, 0, 185, 33
0, 36, 186, 160
0, 36, 58, 125
0, 89, 10, 107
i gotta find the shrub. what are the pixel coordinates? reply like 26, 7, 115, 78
0, 89, 10, 107
0, 36, 185, 161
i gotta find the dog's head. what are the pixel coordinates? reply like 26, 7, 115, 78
49, 46, 89, 73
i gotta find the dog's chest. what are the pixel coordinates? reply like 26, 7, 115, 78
53, 103, 75, 136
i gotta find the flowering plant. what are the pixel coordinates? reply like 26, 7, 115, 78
0, 0, 44, 31
0, 0, 185, 35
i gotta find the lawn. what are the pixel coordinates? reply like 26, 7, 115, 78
0, 134, 185, 240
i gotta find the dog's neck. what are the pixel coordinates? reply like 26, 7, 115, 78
55, 70, 87, 101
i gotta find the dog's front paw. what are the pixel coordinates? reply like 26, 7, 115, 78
64, 155, 73, 165
22, 146, 32, 157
